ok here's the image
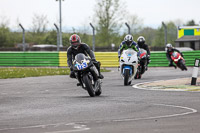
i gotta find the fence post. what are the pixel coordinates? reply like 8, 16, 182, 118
191, 58, 200, 85
162, 22, 167, 45
125, 22, 131, 34
54, 23, 60, 51
19, 23, 25, 51
90, 23, 95, 52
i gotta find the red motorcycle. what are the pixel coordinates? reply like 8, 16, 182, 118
135, 48, 148, 79
171, 52, 187, 71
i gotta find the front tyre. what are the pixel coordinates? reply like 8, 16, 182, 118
82, 74, 95, 97
95, 85, 102, 96
124, 69, 130, 86
95, 79, 102, 96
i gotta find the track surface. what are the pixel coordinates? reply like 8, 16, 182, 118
0, 67, 200, 133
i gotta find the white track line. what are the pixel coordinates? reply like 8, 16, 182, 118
132, 78, 200, 92
112, 103, 197, 122
0, 103, 197, 132
0, 123, 90, 132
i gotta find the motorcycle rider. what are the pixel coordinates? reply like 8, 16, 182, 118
137, 36, 151, 66
67, 34, 104, 86
166, 43, 183, 69
118, 34, 140, 60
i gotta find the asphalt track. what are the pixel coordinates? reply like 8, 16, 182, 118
0, 67, 200, 133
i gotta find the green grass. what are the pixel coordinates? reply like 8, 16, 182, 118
100, 68, 111, 72
0, 67, 110, 79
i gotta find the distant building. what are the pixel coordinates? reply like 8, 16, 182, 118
175, 26, 200, 50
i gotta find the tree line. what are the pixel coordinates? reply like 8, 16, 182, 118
0, 0, 199, 49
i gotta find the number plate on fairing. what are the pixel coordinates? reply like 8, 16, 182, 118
76, 62, 87, 70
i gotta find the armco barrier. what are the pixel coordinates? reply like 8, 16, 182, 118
59, 51, 200, 67
0, 52, 59, 67
58, 52, 119, 67
0, 51, 199, 67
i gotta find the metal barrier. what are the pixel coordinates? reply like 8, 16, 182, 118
0, 52, 59, 66
0, 51, 200, 67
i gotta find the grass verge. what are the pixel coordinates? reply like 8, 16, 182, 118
0, 67, 110, 79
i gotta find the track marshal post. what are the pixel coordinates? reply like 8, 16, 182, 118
191, 58, 200, 85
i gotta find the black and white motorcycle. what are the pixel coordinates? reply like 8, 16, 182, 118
72, 53, 102, 97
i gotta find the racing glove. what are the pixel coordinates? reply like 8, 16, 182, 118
91, 58, 97, 62
118, 56, 120, 62
69, 66, 73, 71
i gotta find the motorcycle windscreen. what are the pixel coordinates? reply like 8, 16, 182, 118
140, 48, 147, 58
172, 52, 178, 57
171, 52, 179, 60
75, 53, 86, 64
125, 50, 137, 57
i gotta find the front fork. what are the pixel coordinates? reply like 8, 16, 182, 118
122, 65, 133, 76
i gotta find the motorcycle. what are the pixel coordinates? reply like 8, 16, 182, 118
119, 48, 139, 86
171, 52, 187, 71
135, 48, 148, 79
72, 53, 102, 97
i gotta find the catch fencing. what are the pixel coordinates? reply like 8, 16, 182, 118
0, 51, 200, 67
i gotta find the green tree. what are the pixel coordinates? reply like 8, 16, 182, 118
0, 25, 11, 47
44, 30, 57, 45
167, 21, 177, 45
29, 14, 49, 44
153, 21, 177, 47
31, 14, 49, 34
138, 27, 156, 46
0, 16, 13, 47
126, 14, 143, 34
62, 33, 71, 47
94, 0, 125, 46
185, 20, 197, 26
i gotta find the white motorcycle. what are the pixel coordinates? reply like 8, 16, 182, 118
119, 48, 139, 86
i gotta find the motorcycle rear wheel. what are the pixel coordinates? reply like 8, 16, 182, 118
83, 75, 95, 97
178, 60, 187, 71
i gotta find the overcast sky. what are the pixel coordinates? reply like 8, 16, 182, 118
0, 0, 199, 32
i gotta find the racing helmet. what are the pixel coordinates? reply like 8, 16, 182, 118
137, 36, 145, 45
69, 34, 81, 49
166, 43, 173, 51
124, 34, 133, 46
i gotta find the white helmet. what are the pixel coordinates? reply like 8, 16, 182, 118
166, 43, 172, 48
124, 34, 133, 46
166, 43, 173, 51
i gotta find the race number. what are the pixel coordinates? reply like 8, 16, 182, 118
76, 62, 87, 70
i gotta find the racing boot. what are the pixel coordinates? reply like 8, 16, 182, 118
76, 75, 82, 86
173, 65, 177, 69
77, 83, 81, 86
169, 62, 177, 69
145, 66, 148, 71
99, 73, 104, 79
93, 61, 104, 79
70, 71, 76, 78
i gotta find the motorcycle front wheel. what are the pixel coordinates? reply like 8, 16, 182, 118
124, 69, 130, 86
83, 74, 95, 97
95, 85, 102, 96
